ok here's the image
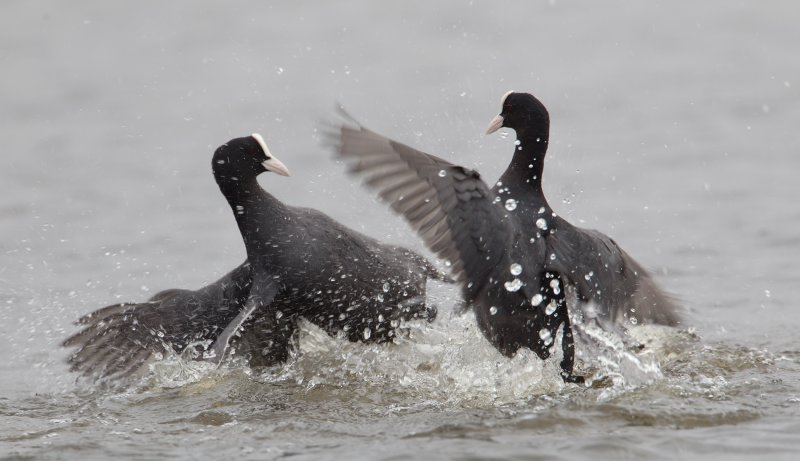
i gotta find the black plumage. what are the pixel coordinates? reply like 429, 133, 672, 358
64, 134, 440, 380
328, 92, 682, 383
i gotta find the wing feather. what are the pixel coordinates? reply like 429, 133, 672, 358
328, 118, 512, 295
62, 262, 253, 380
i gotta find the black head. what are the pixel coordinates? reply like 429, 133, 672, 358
486, 91, 550, 141
212, 133, 291, 179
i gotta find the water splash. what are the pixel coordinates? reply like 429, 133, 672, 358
504, 279, 522, 292
258, 308, 566, 405
538, 328, 552, 345
570, 305, 666, 395
89, 288, 695, 408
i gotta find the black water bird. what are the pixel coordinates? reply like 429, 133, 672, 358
329, 92, 682, 383
64, 134, 441, 379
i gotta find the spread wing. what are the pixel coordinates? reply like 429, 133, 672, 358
63, 262, 253, 379
546, 221, 682, 327
326, 115, 513, 298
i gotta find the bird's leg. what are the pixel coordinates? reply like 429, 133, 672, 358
209, 277, 279, 366
237, 310, 297, 367
558, 302, 584, 384
545, 272, 584, 384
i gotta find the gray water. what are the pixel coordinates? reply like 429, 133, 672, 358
2, 1, 800, 459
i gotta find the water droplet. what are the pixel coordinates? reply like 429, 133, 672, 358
489, 306, 498, 315
549, 253, 556, 261
504, 279, 522, 292
514, 140, 521, 146
338, 313, 346, 320
539, 328, 552, 345
510, 263, 522, 276
536, 218, 548, 230
531, 294, 544, 306
276, 67, 284, 74
545, 302, 557, 315
438, 169, 447, 177
549, 279, 561, 295
584, 271, 594, 281
363, 327, 372, 340
382, 282, 390, 292
377, 293, 384, 302
630, 317, 638, 325
275, 310, 283, 319
390, 319, 400, 328
505, 199, 518, 211
538, 207, 546, 214
378, 314, 385, 322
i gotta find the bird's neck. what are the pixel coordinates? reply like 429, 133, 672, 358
214, 164, 263, 209
214, 168, 287, 257
499, 131, 549, 200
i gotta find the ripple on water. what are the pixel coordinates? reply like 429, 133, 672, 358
5, 310, 799, 461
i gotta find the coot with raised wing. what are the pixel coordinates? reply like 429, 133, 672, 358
329, 92, 681, 383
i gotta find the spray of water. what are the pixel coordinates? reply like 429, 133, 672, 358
135, 284, 686, 407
